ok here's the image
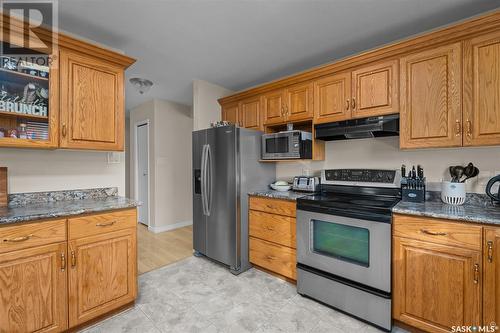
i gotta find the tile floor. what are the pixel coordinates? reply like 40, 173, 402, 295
81, 256, 409, 333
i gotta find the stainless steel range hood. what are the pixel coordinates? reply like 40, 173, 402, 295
315, 114, 399, 141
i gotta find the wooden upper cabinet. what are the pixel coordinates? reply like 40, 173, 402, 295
0, 242, 68, 333
221, 102, 239, 126
59, 49, 125, 151
484, 227, 500, 325
284, 81, 313, 122
313, 72, 351, 124
68, 228, 137, 327
239, 96, 261, 129
464, 31, 500, 146
400, 43, 462, 149
393, 236, 481, 333
263, 89, 286, 125
351, 60, 399, 118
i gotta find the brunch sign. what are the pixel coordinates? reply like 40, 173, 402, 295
0, 100, 48, 117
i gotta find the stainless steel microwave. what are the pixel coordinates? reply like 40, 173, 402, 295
261, 130, 312, 160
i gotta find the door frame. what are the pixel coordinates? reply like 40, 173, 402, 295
133, 120, 151, 227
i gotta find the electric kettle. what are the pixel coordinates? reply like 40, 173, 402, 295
486, 175, 500, 203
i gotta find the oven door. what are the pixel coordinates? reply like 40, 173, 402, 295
297, 209, 391, 292
261, 133, 297, 159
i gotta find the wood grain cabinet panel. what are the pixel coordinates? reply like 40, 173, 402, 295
68, 208, 137, 240
285, 81, 314, 122
263, 89, 286, 125
313, 72, 351, 124
249, 210, 296, 248
0, 242, 67, 333
68, 228, 137, 327
351, 60, 399, 118
464, 31, 500, 146
400, 43, 462, 149
60, 49, 125, 151
249, 237, 296, 280
393, 237, 481, 333
484, 227, 500, 326
249, 196, 296, 217
239, 96, 261, 129
221, 102, 239, 126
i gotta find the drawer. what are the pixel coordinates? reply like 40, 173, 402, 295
393, 214, 482, 251
249, 210, 296, 248
0, 219, 66, 254
69, 208, 136, 240
249, 237, 296, 280
249, 196, 296, 217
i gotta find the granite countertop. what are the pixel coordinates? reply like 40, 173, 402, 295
0, 188, 139, 225
248, 190, 312, 201
393, 192, 500, 225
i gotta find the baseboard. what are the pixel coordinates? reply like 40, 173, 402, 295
148, 220, 192, 233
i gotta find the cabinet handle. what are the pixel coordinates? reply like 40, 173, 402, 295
264, 226, 275, 231
473, 263, 479, 284
285, 105, 289, 116
346, 99, 350, 110
71, 250, 76, 268
3, 234, 33, 242
466, 119, 472, 137
351, 98, 356, 110
420, 229, 447, 236
62, 124, 67, 138
455, 120, 461, 136
96, 221, 116, 227
281, 106, 285, 116
488, 241, 494, 263
266, 204, 274, 210
61, 252, 66, 271
265, 255, 276, 260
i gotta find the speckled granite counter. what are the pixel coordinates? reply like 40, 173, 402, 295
393, 192, 500, 225
0, 188, 139, 225
248, 190, 311, 201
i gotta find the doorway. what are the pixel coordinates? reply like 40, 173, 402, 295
135, 121, 150, 226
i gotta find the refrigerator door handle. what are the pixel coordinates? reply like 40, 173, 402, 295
206, 144, 212, 216
201, 144, 208, 216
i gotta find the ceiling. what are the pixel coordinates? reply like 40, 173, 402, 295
57, 0, 500, 110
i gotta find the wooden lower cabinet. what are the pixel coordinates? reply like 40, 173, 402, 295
68, 227, 137, 327
0, 242, 68, 333
484, 227, 500, 325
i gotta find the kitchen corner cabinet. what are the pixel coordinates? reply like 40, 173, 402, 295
59, 49, 125, 151
400, 43, 462, 149
463, 30, 500, 147
484, 227, 500, 325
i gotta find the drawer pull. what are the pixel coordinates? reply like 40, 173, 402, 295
71, 251, 76, 268
3, 234, 33, 242
266, 205, 274, 210
473, 264, 479, 284
420, 229, 447, 236
264, 226, 275, 231
488, 241, 494, 263
96, 221, 116, 227
61, 252, 66, 271
265, 255, 276, 261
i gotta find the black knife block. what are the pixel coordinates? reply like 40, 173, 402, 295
401, 178, 426, 203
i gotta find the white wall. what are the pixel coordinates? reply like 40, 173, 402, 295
0, 149, 126, 195
193, 79, 233, 130
276, 137, 500, 193
129, 99, 193, 233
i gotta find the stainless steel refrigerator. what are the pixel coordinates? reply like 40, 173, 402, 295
192, 125, 275, 274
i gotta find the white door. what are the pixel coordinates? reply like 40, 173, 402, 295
136, 123, 149, 225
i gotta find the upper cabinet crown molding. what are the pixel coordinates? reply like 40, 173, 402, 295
218, 10, 500, 106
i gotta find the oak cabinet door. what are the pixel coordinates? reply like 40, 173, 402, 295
262, 89, 286, 125
313, 73, 351, 124
59, 49, 125, 151
484, 228, 500, 325
400, 43, 462, 149
464, 31, 500, 146
351, 60, 399, 118
393, 237, 481, 333
221, 102, 239, 126
0, 243, 67, 333
285, 82, 313, 122
239, 96, 261, 129
68, 228, 137, 328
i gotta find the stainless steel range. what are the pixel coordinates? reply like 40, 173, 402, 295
296, 169, 401, 331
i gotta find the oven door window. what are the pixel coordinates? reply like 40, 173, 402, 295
266, 137, 289, 154
311, 220, 369, 267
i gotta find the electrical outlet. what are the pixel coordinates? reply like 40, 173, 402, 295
107, 152, 121, 164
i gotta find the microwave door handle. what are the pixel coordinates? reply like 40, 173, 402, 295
201, 144, 208, 216
206, 144, 212, 216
